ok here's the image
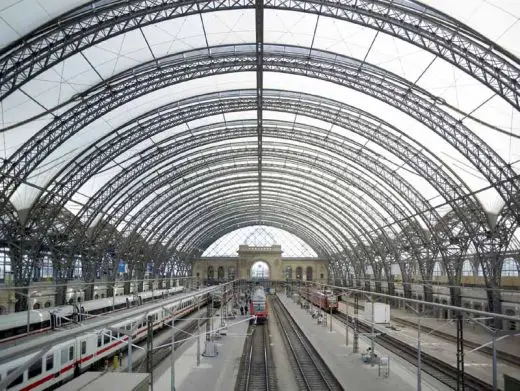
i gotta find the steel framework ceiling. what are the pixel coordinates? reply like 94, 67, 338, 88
0, 0, 519, 312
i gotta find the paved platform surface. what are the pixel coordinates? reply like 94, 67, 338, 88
341, 298, 520, 389
278, 293, 450, 391
153, 304, 250, 390
344, 298, 520, 357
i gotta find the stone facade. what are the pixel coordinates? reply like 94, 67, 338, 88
192, 244, 329, 283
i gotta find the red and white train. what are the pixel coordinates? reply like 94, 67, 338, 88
300, 286, 338, 312
0, 287, 185, 343
249, 287, 268, 324
0, 287, 211, 391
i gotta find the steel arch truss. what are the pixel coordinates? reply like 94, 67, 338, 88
0, 0, 518, 109
34, 85, 495, 282
5, 44, 514, 253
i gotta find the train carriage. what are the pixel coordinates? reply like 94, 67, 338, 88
0, 287, 215, 391
249, 287, 268, 324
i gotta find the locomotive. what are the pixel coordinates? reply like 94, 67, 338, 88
249, 287, 268, 324
300, 286, 338, 312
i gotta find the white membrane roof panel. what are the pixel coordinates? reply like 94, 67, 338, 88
420, 0, 520, 57
0, 0, 518, 247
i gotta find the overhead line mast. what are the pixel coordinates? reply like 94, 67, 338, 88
255, 0, 264, 224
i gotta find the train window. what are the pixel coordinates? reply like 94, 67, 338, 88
46, 354, 54, 371
61, 348, 68, 365
81, 341, 86, 354
28, 359, 42, 378
68, 346, 74, 361
7, 369, 23, 388
98, 335, 102, 347
103, 333, 110, 345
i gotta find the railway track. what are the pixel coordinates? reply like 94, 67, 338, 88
336, 313, 493, 391
133, 314, 207, 371
342, 300, 519, 368
235, 324, 277, 391
272, 296, 344, 391
392, 316, 520, 367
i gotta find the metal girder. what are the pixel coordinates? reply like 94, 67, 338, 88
41, 115, 446, 284
1, 0, 518, 110
91, 156, 404, 275
156, 183, 361, 257
93, 147, 426, 272
4, 44, 517, 233
157, 186, 385, 276
117, 135, 423, 267
154, 178, 379, 256
89, 142, 413, 247
174, 195, 350, 255
177, 206, 343, 255
1, 43, 516, 288
44, 86, 480, 278
2, 45, 510, 282
255, 0, 264, 218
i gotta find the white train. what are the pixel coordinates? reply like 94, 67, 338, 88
0, 287, 185, 343
0, 288, 212, 391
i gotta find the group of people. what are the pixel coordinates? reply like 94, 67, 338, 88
311, 309, 325, 323
239, 303, 249, 316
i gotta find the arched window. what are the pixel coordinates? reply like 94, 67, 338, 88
207, 266, 214, 279
228, 267, 235, 280
33, 303, 41, 310
44, 302, 51, 308
73, 258, 82, 278
433, 262, 442, 277
502, 258, 519, 277
462, 260, 473, 276
94, 294, 99, 300
42, 256, 53, 279
285, 266, 292, 279
0, 306, 7, 314
477, 264, 484, 276
295, 266, 303, 280
306, 266, 313, 281
217, 266, 225, 280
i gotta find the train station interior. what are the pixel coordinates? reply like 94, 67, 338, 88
0, 0, 519, 390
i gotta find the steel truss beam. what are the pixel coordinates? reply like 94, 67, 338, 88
156, 155, 414, 278
153, 182, 366, 256
43, 88, 482, 281
3, 45, 510, 279
1, 44, 510, 298
0, 0, 518, 109
255, 0, 264, 217
4, 44, 517, 232
25, 100, 486, 287
90, 146, 426, 276
3, 45, 510, 263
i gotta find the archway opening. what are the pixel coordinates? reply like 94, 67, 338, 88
251, 261, 270, 280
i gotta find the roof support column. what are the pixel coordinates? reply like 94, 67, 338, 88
255, 0, 264, 222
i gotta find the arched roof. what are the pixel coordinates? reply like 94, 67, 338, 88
0, 0, 519, 275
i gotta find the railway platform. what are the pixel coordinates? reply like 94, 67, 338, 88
343, 298, 520, 358
152, 303, 250, 390
278, 293, 451, 391
340, 299, 520, 390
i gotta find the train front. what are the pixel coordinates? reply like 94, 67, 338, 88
249, 287, 268, 324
